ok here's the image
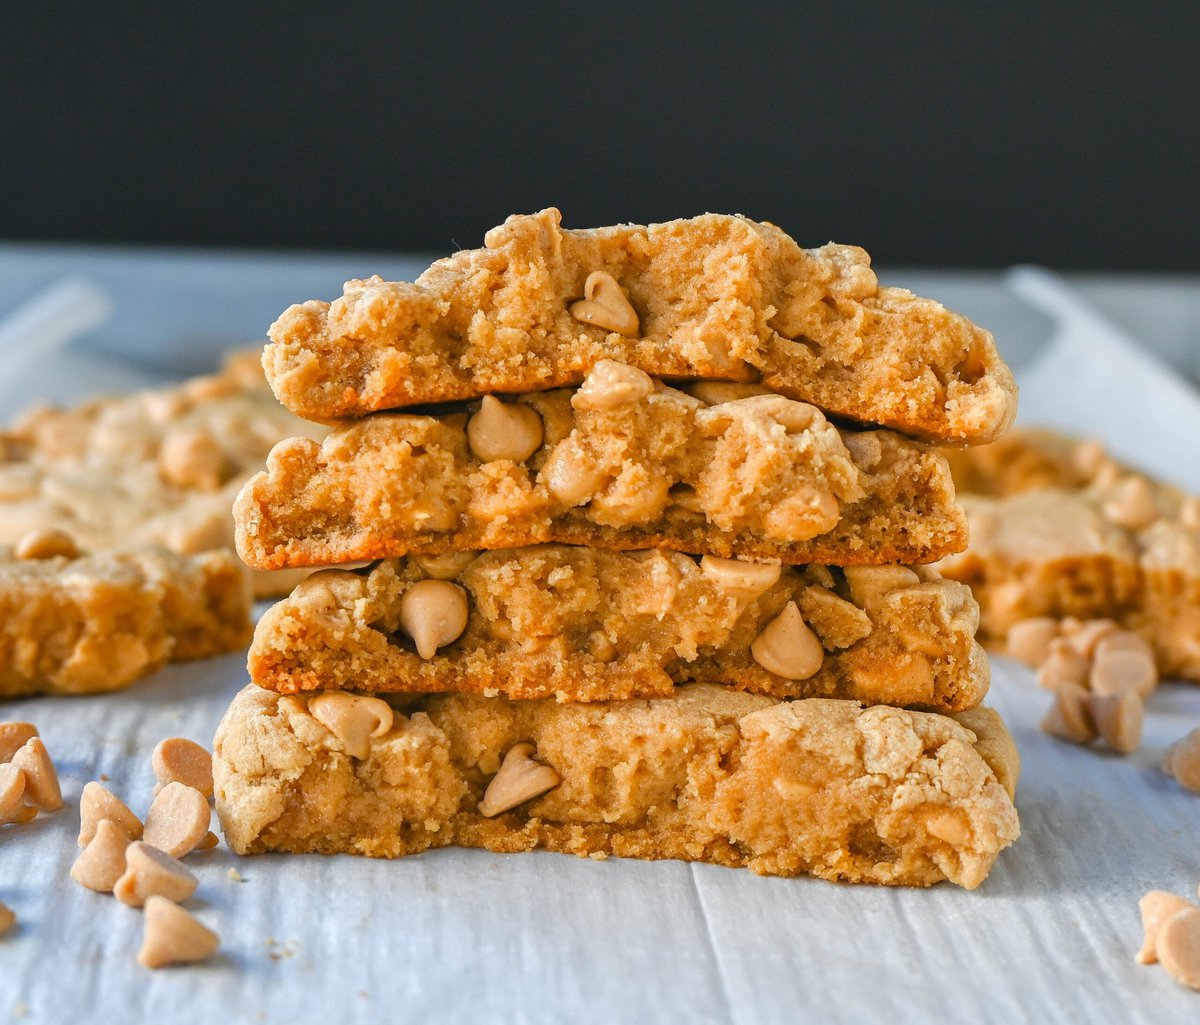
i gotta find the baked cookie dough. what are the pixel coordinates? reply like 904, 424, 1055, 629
250, 546, 988, 711
0, 537, 251, 698
263, 209, 1016, 444
235, 362, 967, 570
214, 683, 1019, 888
941, 431, 1200, 680
0, 351, 325, 598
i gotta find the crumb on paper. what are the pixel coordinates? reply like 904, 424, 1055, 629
227, 867, 244, 883
266, 937, 298, 961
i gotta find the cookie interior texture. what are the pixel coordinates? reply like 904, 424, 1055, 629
263, 209, 1016, 444
214, 684, 1020, 889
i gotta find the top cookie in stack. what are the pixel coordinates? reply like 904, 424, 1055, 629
262, 208, 1016, 443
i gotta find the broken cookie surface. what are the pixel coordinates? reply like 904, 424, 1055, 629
263, 209, 1015, 444
249, 546, 988, 710
214, 683, 1019, 889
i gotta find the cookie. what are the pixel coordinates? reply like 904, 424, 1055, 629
0, 351, 325, 598
235, 362, 967, 570
249, 546, 988, 710
263, 209, 1016, 444
213, 683, 1020, 889
0, 536, 251, 698
941, 449, 1200, 681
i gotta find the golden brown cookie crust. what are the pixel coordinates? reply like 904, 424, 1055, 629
0, 543, 251, 698
0, 350, 325, 599
248, 546, 989, 711
263, 209, 1016, 444
235, 367, 967, 570
214, 684, 1019, 888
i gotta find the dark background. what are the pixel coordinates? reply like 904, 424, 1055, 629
2, 2, 1197, 269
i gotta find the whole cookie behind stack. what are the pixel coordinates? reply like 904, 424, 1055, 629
217, 210, 1021, 888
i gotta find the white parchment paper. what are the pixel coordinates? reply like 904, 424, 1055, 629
1, 272, 1198, 1025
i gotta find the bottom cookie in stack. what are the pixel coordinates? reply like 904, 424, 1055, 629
213, 679, 1019, 889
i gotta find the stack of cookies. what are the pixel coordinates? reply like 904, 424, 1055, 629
216, 209, 1022, 888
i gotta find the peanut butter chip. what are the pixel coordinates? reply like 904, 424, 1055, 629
152, 738, 214, 798
1090, 690, 1143, 754
573, 360, 655, 411
0, 763, 26, 820
79, 781, 143, 846
158, 428, 227, 490
686, 382, 770, 405
1040, 683, 1097, 745
1036, 640, 1089, 690
0, 721, 38, 761
1137, 891, 1196, 964
750, 602, 825, 680
13, 528, 78, 560
466, 396, 544, 463
1089, 645, 1157, 698
115, 841, 198, 908
307, 692, 394, 760
1073, 438, 1108, 479
138, 896, 220, 969
10, 737, 62, 811
1181, 496, 1200, 530
541, 441, 608, 506
143, 782, 211, 859
1006, 617, 1060, 667
1162, 729, 1200, 792
70, 819, 132, 892
842, 565, 920, 608
1101, 475, 1160, 530
479, 743, 561, 817
0, 901, 14, 935
1061, 618, 1118, 658
1158, 907, 1200, 991
699, 556, 781, 602
412, 551, 479, 580
399, 579, 469, 659
568, 273, 640, 336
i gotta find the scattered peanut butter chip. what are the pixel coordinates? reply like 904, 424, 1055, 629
0, 900, 15, 934
0, 763, 26, 820
750, 602, 825, 680
1036, 640, 1089, 691
79, 781, 143, 847
1089, 690, 1143, 754
308, 692, 394, 760
70, 819, 133, 893
1006, 617, 1060, 667
1162, 728, 1200, 792
1137, 891, 1196, 964
466, 396, 544, 463
9, 737, 61, 811
13, 527, 79, 560
152, 738, 214, 798
143, 782, 211, 859
0, 721, 39, 762
1157, 907, 1200, 991
398, 579, 469, 660
1, 804, 37, 826
1089, 645, 1157, 698
1061, 618, 1118, 659
1040, 683, 1097, 745
197, 831, 219, 851
572, 360, 655, 411
158, 428, 227, 490
568, 273, 640, 336
114, 842, 198, 908
479, 743, 561, 817
138, 896, 219, 969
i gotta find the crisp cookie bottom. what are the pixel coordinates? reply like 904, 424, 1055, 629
214, 684, 1020, 888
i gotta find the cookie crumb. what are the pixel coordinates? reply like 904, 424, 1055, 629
227, 868, 244, 883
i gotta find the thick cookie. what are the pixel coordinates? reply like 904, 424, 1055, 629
0, 538, 251, 698
213, 683, 1020, 889
235, 362, 967, 570
941, 432, 1200, 681
0, 351, 324, 598
263, 209, 1016, 444
249, 546, 988, 710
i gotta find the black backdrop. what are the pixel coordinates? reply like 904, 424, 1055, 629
2, 2, 1197, 269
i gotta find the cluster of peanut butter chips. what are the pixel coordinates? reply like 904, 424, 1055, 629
218, 209, 1023, 888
